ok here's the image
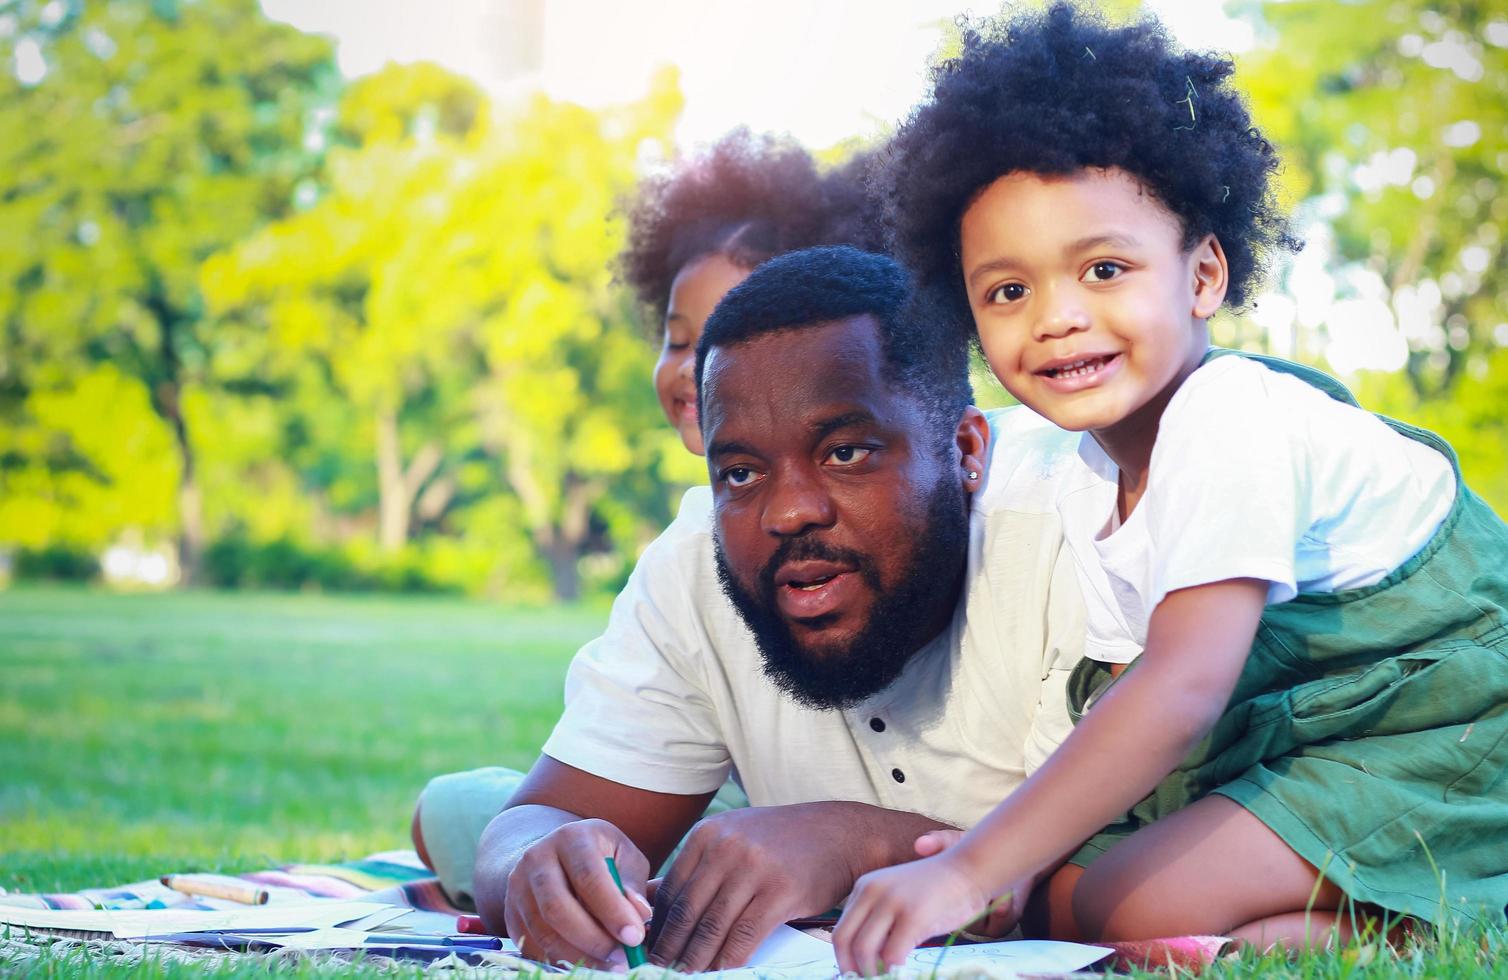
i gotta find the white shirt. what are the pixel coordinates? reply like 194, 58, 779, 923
541, 407, 1089, 830
1057, 356, 1456, 663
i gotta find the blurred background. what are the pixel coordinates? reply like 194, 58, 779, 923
2, 0, 1504, 603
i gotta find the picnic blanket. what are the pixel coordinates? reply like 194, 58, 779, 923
0, 850, 1229, 974
1, 849, 461, 916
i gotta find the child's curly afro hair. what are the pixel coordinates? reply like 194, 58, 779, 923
883, 2, 1298, 332
620, 129, 883, 324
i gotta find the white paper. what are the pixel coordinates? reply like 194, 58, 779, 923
703, 924, 838, 977
251, 926, 521, 954
0, 901, 391, 939
906, 939, 1111, 975
746, 925, 838, 969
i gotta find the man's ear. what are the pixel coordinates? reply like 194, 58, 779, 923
1191, 235, 1229, 319
955, 405, 989, 494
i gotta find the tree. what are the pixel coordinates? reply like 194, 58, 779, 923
206, 66, 687, 598
450, 76, 686, 599
0, 0, 336, 578
203, 63, 489, 554
1238, 0, 1507, 397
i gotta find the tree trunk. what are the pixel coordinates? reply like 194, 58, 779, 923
375, 403, 444, 552
171, 402, 204, 585
153, 379, 204, 585
538, 476, 594, 601
542, 533, 580, 602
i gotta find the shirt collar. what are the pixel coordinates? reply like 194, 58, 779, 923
1075, 431, 1120, 483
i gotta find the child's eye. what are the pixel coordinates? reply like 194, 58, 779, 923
987, 282, 1027, 304
1083, 262, 1124, 283
827, 445, 872, 466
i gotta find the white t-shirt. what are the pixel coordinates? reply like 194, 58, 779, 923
541, 407, 1090, 831
1056, 356, 1456, 664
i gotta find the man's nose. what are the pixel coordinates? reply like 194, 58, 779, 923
761, 466, 837, 537
1032, 283, 1091, 341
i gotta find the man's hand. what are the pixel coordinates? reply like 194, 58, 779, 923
647, 802, 952, 972
502, 818, 654, 971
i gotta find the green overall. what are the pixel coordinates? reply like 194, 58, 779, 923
1066, 349, 1508, 926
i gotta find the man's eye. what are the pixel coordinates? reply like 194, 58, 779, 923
1083, 261, 1124, 283
721, 466, 757, 488
987, 282, 1027, 304
828, 446, 872, 466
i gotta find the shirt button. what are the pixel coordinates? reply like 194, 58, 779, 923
869, 718, 886, 733
891, 768, 905, 783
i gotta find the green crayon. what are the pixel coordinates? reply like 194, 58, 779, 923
604, 857, 647, 968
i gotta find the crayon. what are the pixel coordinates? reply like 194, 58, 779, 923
159, 875, 269, 905
604, 857, 647, 968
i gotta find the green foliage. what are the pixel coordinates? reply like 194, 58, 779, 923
0, 0, 338, 577
13, 543, 99, 581
202, 64, 685, 599
1238, 1, 1507, 395
2, 0, 1500, 597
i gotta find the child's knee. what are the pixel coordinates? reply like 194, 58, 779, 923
1023, 863, 1085, 941
414, 767, 529, 904
411, 801, 432, 870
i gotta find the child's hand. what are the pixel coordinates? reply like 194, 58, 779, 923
913, 828, 963, 857
833, 853, 991, 976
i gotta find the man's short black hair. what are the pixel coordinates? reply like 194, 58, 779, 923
883, 2, 1299, 336
695, 246, 972, 445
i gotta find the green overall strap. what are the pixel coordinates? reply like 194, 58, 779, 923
1202, 346, 1360, 408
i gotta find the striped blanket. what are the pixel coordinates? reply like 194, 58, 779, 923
0, 849, 460, 916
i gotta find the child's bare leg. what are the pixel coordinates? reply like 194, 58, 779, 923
1072, 795, 1352, 943
1236, 910, 1369, 946
1022, 863, 1085, 941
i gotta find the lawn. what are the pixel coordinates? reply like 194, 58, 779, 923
3, 586, 1504, 978
0, 585, 604, 894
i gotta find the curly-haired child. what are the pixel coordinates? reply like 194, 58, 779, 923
621, 128, 883, 455
833, 4, 1508, 971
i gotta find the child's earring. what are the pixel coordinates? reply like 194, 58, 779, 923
967, 470, 979, 481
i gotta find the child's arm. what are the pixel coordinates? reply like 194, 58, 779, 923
832, 577, 1269, 976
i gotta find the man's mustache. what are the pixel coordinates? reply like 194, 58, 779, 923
757, 537, 879, 596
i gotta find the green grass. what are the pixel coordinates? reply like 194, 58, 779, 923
3, 586, 1504, 977
0, 585, 604, 894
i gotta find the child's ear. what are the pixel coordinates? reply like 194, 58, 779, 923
1191, 235, 1229, 318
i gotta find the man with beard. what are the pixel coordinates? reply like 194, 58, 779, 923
464, 247, 1092, 971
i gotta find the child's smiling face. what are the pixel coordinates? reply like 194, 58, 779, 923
959, 168, 1227, 444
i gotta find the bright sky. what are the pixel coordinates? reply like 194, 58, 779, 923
259, 0, 1254, 151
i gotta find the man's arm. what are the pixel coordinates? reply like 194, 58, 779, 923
473, 755, 713, 970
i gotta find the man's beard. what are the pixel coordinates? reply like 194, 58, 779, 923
714, 476, 970, 710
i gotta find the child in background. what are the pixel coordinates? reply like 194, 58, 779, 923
622, 128, 882, 455
833, 5, 1508, 972
410, 129, 881, 908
